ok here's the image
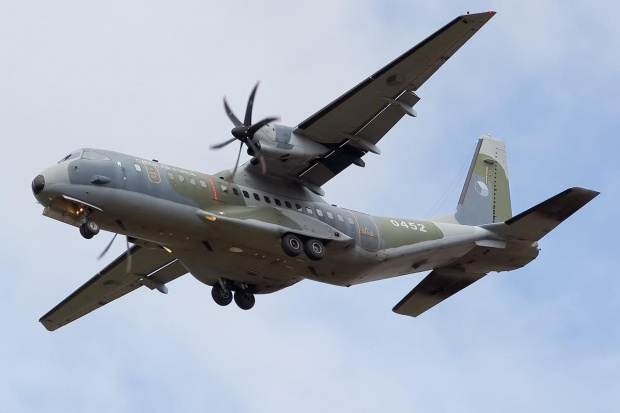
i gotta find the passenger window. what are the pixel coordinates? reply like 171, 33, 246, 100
285, 201, 292, 208
200, 180, 207, 187
178, 175, 185, 182
232, 188, 239, 196
347, 217, 355, 225
167, 172, 175, 180
316, 209, 324, 217
221, 185, 228, 192
243, 190, 249, 198
264, 196, 271, 204
134, 164, 142, 172
253, 193, 260, 201
190, 178, 196, 185
327, 211, 334, 219
274, 198, 282, 206
295, 204, 302, 211
337, 214, 344, 222
306, 207, 313, 214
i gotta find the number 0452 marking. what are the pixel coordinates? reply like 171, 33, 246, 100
389, 220, 427, 232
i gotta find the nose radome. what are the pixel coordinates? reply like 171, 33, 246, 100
32, 174, 45, 194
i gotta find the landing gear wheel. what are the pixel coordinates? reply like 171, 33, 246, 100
304, 238, 325, 261
79, 224, 94, 239
79, 220, 99, 239
281, 234, 303, 257
250, 157, 259, 166
211, 283, 233, 306
234, 290, 255, 310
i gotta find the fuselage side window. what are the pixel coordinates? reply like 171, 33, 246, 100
232, 188, 239, 196
285, 201, 292, 209
274, 198, 282, 206
190, 178, 196, 185
220, 185, 228, 192
243, 190, 249, 198
295, 204, 302, 212
316, 209, 324, 217
178, 175, 185, 182
134, 164, 142, 172
306, 207, 313, 215
347, 216, 355, 225
253, 193, 260, 201
327, 211, 334, 219
264, 196, 271, 204
199, 180, 207, 187
167, 172, 175, 180
337, 214, 344, 222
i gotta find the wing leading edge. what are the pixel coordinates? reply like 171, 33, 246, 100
40, 245, 187, 331
293, 11, 496, 189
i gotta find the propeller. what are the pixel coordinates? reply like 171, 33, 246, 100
210, 82, 278, 178
98, 233, 132, 274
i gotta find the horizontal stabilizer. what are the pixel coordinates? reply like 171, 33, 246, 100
393, 267, 486, 317
485, 187, 599, 241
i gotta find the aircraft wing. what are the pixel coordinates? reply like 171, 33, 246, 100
291, 11, 495, 189
39, 245, 187, 331
392, 267, 487, 317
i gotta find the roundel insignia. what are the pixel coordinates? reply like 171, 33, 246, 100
475, 181, 489, 197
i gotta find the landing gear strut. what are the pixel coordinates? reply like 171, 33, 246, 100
79, 220, 100, 239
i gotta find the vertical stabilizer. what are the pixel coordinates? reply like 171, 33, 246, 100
454, 135, 511, 225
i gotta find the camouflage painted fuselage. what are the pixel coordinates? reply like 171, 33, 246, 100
34, 143, 538, 295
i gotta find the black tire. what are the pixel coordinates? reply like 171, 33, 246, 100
234, 290, 255, 310
79, 224, 94, 239
281, 234, 303, 257
304, 238, 325, 261
211, 283, 233, 306
81, 220, 100, 238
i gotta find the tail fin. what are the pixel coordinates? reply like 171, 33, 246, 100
454, 135, 511, 225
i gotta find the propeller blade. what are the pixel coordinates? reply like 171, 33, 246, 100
98, 233, 118, 260
223, 97, 242, 127
248, 116, 279, 136
125, 236, 132, 274
244, 82, 259, 126
210, 136, 237, 150
230, 141, 243, 181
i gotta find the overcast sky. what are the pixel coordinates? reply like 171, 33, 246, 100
2, 1, 619, 412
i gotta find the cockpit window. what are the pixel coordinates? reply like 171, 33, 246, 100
82, 150, 111, 161
58, 151, 82, 163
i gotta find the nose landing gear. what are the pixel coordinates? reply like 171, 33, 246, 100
79, 220, 100, 239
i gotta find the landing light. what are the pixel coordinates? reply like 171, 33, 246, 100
205, 215, 217, 222
163, 247, 173, 254
229, 247, 243, 253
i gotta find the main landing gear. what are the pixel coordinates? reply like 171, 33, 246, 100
211, 280, 255, 310
281, 234, 325, 261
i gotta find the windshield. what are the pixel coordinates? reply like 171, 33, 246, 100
82, 150, 111, 161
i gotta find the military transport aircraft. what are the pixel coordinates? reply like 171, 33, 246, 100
31, 11, 598, 331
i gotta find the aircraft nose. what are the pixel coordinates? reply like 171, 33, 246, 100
32, 174, 45, 194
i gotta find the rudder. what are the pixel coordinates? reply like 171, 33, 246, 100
455, 135, 512, 225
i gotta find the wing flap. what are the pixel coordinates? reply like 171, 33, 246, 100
40, 245, 187, 331
393, 267, 486, 317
